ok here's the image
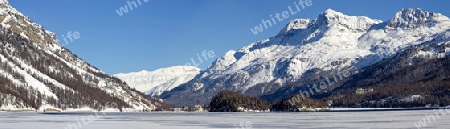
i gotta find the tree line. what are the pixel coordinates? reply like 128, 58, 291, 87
209, 90, 328, 112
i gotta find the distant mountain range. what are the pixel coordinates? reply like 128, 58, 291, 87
154, 8, 449, 107
0, 0, 165, 111
114, 66, 200, 96
96, 8, 450, 108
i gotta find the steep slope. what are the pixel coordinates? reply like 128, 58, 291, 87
326, 33, 450, 107
260, 9, 450, 102
161, 8, 450, 107
0, 0, 160, 111
114, 66, 200, 96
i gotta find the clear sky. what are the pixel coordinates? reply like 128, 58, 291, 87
8, 0, 450, 74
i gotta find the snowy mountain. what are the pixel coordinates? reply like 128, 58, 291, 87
0, 0, 162, 111
326, 36, 450, 108
160, 8, 450, 107
114, 66, 200, 96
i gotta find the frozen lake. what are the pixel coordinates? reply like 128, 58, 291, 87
1, 110, 449, 129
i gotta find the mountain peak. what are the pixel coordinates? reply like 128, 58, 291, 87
395, 8, 430, 20
323, 8, 342, 16
388, 8, 449, 29
398, 8, 424, 15
319, 8, 346, 19
278, 9, 351, 35
316, 8, 366, 29
279, 9, 343, 34
277, 19, 311, 35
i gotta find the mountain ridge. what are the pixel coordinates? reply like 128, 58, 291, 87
114, 66, 201, 96
159, 8, 450, 107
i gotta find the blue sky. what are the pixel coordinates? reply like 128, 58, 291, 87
8, 0, 449, 74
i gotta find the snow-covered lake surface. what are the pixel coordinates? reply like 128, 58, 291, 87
1, 110, 449, 129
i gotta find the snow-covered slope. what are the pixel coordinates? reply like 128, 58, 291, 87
0, 0, 160, 111
161, 8, 450, 107
202, 9, 385, 88
114, 66, 200, 96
